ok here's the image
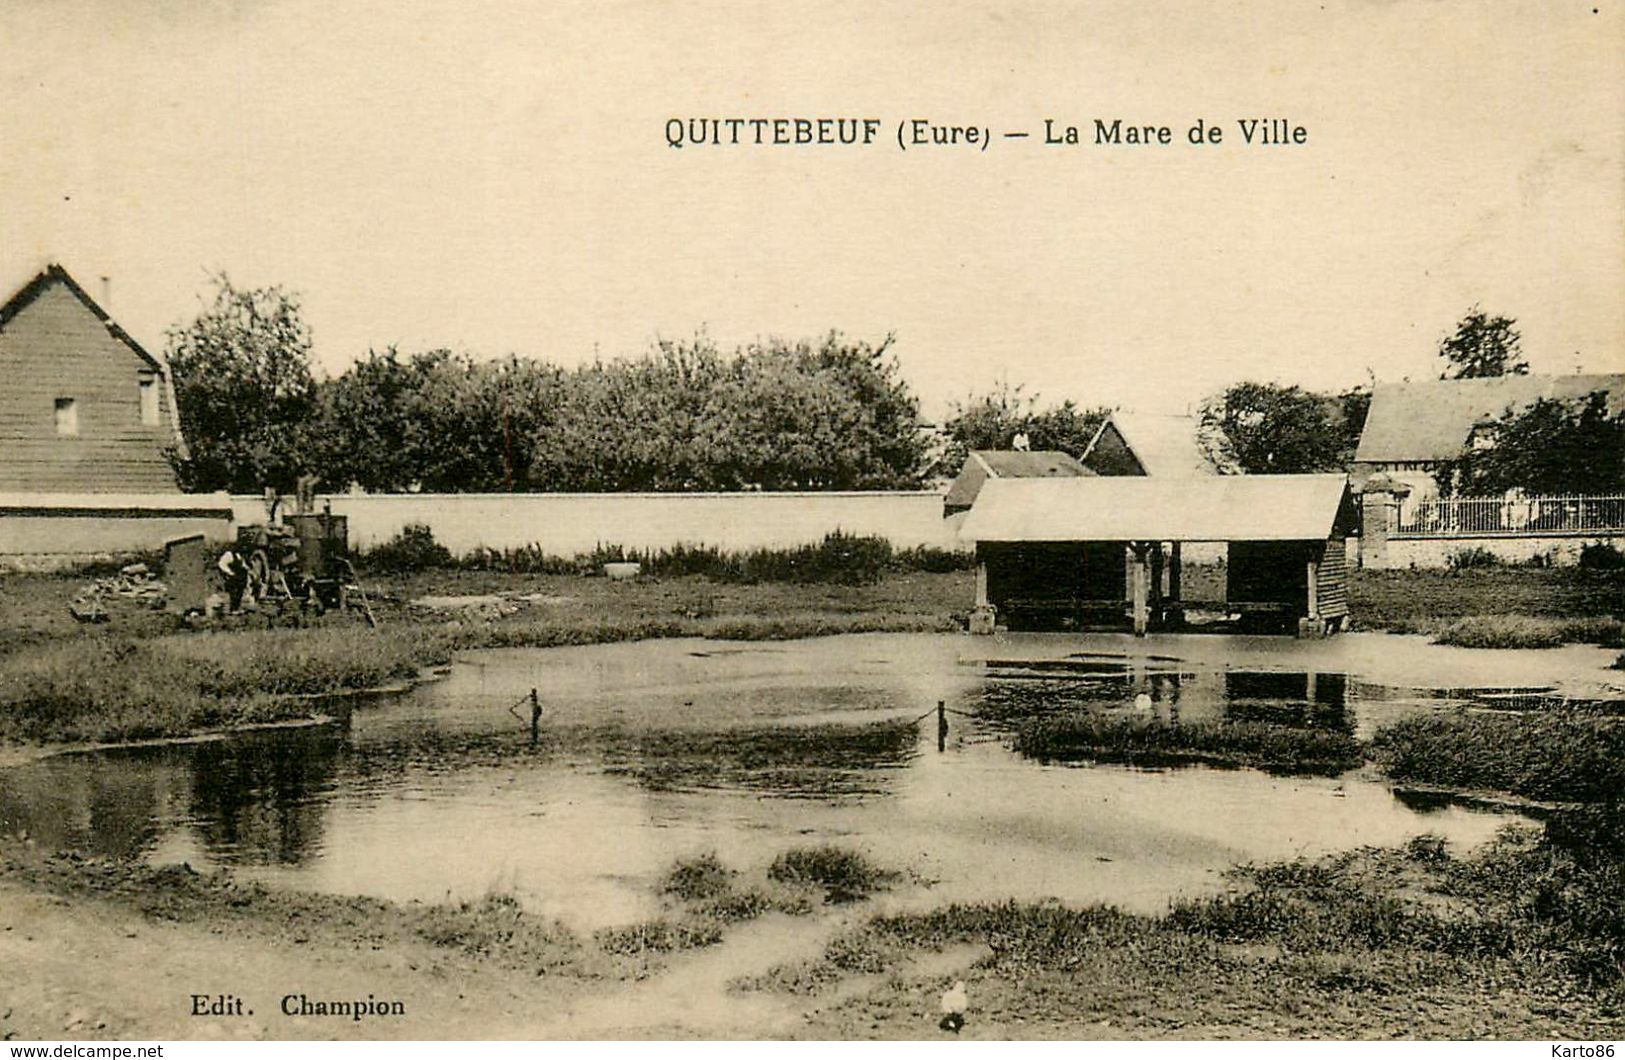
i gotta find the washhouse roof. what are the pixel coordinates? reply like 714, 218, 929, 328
960, 473, 1353, 543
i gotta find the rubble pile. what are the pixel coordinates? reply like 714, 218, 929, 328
69, 563, 168, 622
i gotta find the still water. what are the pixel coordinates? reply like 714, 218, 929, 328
1, 633, 1536, 930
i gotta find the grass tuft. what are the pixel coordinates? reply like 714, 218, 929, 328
1370, 711, 1625, 802
1430, 615, 1624, 650
593, 917, 724, 955
660, 852, 733, 902
768, 845, 898, 903
1015, 714, 1365, 776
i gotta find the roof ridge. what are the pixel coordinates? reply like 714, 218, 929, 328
0, 263, 165, 373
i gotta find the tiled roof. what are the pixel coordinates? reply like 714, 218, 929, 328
1355, 374, 1625, 464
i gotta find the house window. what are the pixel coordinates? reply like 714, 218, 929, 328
139, 378, 159, 425
54, 398, 78, 435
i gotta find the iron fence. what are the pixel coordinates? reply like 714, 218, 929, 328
1393, 494, 1625, 537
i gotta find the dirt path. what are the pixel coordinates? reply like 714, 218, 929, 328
0, 882, 593, 1040
0, 879, 994, 1041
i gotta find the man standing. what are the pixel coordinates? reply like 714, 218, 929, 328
217, 546, 249, 614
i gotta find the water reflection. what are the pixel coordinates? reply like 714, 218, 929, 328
0, 753, 174, 857
186, 728, 343, 865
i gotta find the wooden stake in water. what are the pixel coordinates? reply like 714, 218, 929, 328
937, 700, 948, 752
529, 688, 541, 746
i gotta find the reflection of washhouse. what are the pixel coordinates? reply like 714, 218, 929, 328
961, 474, 1360, 637
973, 655, 1354, 733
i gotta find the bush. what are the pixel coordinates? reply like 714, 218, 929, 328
456, 544, 577, 575
1578, 542, 1625, 571
890, 546, 977, 574
1543, 803, 1625, 859
53, 550, 168, 579
576, 532, 900, 586
1446, 547, 1500, 571
362, 523, 452, 574
737, 532, 893, 586
1405, 834, 1450, 864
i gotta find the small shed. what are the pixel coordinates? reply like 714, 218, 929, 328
960, 474, 1357, 636
943, 450, 1093, 517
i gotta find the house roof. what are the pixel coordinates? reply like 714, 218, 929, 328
1355, 374, 1625, 465
1082, 411, 1221, 477
960, 473, 1352, 543
972, 450, 1091, 479
943, 449, 1092, 512
0, 264, 166, 374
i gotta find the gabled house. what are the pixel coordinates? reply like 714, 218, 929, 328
0, 264, 186, 492
0, 266, 227, 567
1080, 411, 1227, 477
1353, 373, 1625, 498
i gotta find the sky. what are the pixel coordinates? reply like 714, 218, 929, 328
2, 0, 1620, 419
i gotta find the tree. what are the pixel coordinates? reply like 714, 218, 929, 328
316, 350, 562, 492
937, 382, 1108, 476
1199, 381, 1368, 474
1435, 391, 1625, 496
527, 332, 929, 491
165, 274, 318, 493
1438, 306, 1529, 379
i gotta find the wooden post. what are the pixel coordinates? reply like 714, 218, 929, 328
1149, 544, 1164, 626
1168, 542, 1182, 604
969, 549, 997, 635
529, 688, 541, 746
1130, 544, 1149, 637
1305, 558, 1320, 620
937, 700, 948, 752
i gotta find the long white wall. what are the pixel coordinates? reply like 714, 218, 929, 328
1, 492, 234, 571
229, 491, 965, 555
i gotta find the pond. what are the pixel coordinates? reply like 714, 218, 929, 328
0, 633, 1554, 931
